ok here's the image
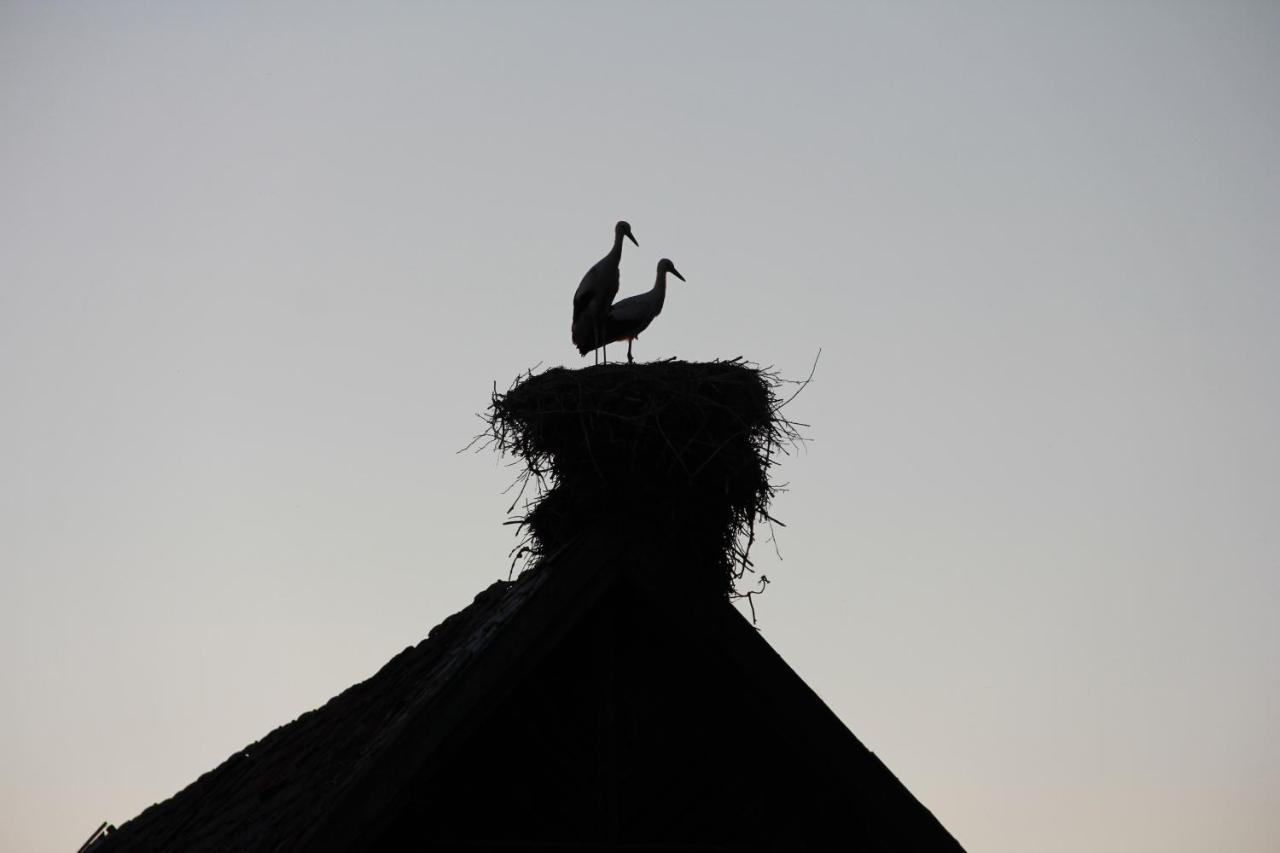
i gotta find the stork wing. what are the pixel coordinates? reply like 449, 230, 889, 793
572, 289, 593, 324
572, 257, 608, 322
606, 293, 650, 325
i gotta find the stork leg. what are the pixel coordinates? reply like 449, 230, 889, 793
627, 339, 633, 364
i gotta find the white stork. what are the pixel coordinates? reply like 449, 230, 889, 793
596, 258, 686, 363
571, 220, 638, 363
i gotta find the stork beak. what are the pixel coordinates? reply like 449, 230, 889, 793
626, 231, 639, 247
672, 267, 685, 282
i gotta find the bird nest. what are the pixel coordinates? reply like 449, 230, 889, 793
474, 358, 809, 604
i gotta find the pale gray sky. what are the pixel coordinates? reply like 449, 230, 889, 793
3, 2, 1278, 851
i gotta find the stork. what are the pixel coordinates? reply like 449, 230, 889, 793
571, 220, 637, 363
596, 258, 686, 363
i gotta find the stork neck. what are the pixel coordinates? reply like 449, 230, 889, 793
608, 232, 626, 261
652, 271, 668, 312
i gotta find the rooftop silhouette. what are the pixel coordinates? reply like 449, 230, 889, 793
89, 361, 965, 852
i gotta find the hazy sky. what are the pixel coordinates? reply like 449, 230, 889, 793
3, 2, 1278, 851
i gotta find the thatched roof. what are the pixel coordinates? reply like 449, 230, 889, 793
91, 569, 549, 853
90, 534, 965, 853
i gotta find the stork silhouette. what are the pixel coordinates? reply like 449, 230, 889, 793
571, 220, 637, 364
585, 258, 685, 363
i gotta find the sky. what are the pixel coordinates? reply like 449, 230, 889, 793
2, 2, 1278, 851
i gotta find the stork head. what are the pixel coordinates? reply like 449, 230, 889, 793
616, 220, 639, 247
658, 258, 685, 282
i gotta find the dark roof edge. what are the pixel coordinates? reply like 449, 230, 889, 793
621, 561, 967, 851
300, 533, 627, 853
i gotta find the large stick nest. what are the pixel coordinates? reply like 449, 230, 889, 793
475, 358, 808, 602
